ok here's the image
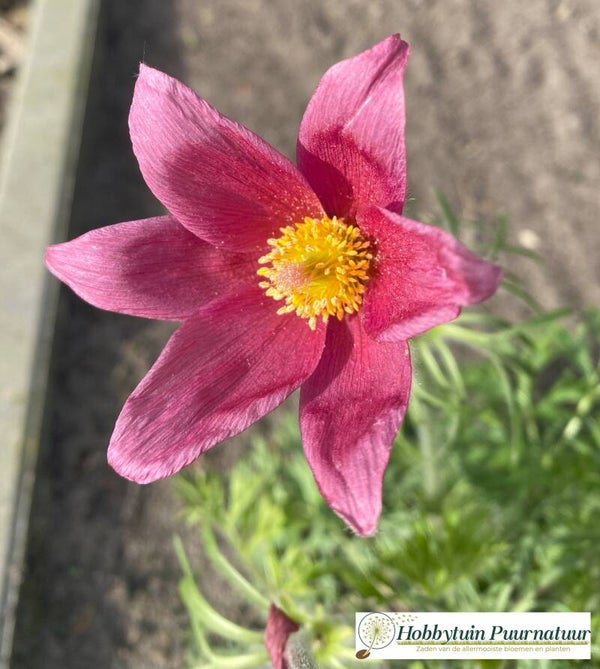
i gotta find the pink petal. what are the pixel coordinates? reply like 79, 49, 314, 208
359, 207, 503, 341
108, 289, 326, 483
129, 65, 324, 252
265, 604, 299, 669
297, 35, 409, 218
45, 216, 258, 320
299, 317, 411, 536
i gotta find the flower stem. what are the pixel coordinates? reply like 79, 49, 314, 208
202, 522, 270, 611
410, 394, 438, 499
285, 630, 319, 669
174, 536, 263, 644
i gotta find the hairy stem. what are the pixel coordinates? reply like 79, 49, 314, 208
285, 630, 318, 669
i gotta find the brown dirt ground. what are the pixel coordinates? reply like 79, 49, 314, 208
0, 1, 29, 133
9, 1, 600, 668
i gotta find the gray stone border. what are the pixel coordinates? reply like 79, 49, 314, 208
0, 0, 101, 664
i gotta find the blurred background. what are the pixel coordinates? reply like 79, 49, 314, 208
0, 1, 598, 667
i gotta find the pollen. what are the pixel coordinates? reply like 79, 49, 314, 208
257, 215, 373, 330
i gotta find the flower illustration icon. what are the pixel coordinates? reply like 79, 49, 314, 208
357, 613, 396, 658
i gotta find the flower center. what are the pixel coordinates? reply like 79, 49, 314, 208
257, 216, 373, 330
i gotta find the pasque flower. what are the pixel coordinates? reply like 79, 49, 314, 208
46, 35, 501, 535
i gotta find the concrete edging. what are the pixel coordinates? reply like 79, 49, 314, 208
0, 0, 101, 664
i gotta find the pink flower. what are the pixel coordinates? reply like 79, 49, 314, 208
264, 604, 299, 669
45, 36, 501, 536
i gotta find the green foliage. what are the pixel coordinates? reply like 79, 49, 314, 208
174, 200, 600, 668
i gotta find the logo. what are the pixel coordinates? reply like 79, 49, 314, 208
355, 612, 591, 660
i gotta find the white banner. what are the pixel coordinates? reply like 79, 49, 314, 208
355, 612, 591, 660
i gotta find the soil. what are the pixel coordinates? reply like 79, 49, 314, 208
8, 1, 600, 668
0, 1, 28, 133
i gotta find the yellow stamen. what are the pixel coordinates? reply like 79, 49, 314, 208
257, 216, 373, 330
